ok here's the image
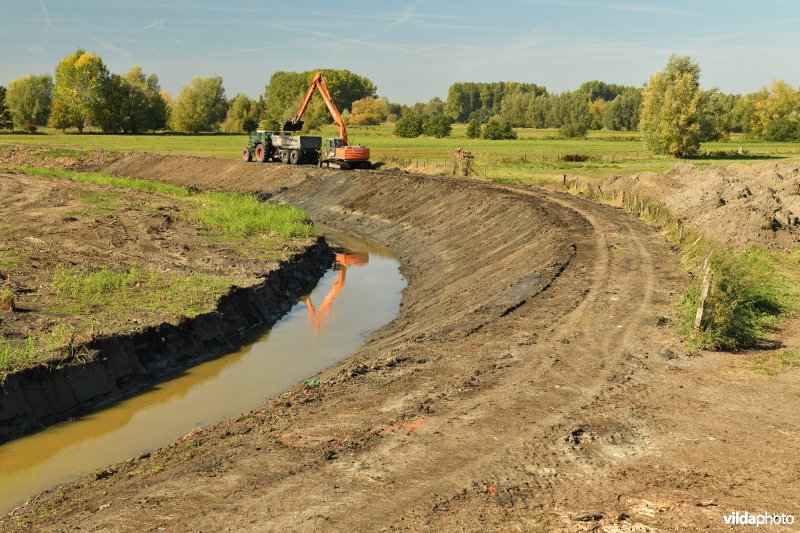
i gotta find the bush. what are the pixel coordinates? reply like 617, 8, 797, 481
763, 115, 800, 142
559, 122, 588, 138
466, 119, 481, 139
681, 246, 792, 351
394, 114, 423, 138
481, 119, 517, 140
422, 114, 452, 138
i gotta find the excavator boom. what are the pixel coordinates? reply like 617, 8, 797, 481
284, 72, 349, 145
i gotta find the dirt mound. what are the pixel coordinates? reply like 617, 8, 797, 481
607, 161, 800, 252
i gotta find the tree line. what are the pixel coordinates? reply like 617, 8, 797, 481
0, 49, 376, 135
1, 48, 799, 157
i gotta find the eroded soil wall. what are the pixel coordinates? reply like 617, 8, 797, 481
0, 239, 333, 442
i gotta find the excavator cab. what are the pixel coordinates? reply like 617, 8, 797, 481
323, 138, 344, 159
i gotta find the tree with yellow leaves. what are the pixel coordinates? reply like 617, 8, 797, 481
49, 49, 109, 132
749, 80, 800, 142
640, 55, 719, 157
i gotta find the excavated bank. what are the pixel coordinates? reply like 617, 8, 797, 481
13, 150, 794, 532
0, 239, 333, 443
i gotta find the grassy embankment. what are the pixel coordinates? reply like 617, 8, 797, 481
0, 164, 316, 375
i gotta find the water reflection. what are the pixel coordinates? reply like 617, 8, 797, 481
304, 253, 370, 336
0, 231, 404, 513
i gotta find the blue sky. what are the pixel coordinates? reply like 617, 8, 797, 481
2, 0, 799, 104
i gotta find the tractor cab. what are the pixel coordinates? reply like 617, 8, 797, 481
249, 130, 275, 148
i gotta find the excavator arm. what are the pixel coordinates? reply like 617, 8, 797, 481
284, 72, 349, 145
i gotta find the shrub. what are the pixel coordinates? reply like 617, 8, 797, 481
559, 122, 588, 138
394, 114, 423, 138
681, 246, 792, 351
482, 119, 517, 140
422, 114, 452, 138
466, 119, 481, 139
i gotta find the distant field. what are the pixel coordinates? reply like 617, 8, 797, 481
3, 125, 800, 184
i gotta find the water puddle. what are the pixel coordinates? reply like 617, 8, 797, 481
0, 228, 405, 513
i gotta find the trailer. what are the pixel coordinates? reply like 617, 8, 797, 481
270, 133, 322, 165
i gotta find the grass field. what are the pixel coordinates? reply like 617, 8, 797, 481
4, 125, 800, 184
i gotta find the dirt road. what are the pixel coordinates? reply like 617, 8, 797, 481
3, 151, 799, 531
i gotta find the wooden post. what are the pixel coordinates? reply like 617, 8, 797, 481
694, 257, 713, 330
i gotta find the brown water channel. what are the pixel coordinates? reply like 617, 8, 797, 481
0, 229, 405, 513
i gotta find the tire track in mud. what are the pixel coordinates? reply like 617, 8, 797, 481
391, 187, 669, 530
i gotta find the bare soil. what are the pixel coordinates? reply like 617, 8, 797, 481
2, 150, 800, 532
0, 165, 310, 355
607, 161, 800, 252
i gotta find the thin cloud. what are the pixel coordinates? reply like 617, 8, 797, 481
212, 44, 284, 58
112, 19, 165, 42
97, 39, 132, 60
516, 0, 689, 16
39, 1, 51, 28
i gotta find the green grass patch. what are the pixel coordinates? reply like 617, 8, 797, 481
0, 250, 21, 266
14, 166, 316, 239
49, 264, 239, 318
0, 324, 84, 375
0, 336, 36, 374
750, 347, 800, 375
678, 247, 794, 350
34, 147, 90, 159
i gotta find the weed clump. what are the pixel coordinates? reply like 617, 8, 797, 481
680, 247, 793, 350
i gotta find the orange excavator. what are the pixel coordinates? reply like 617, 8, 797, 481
283, 72, 372, 169
304, 252, 369, 335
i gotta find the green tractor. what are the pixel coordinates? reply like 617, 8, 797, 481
241, 131, 278, 163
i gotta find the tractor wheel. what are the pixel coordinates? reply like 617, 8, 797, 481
242, 148, 252, 162
289, 150, 300, 165
280, 150, 289, 164
255, 144, 267, 163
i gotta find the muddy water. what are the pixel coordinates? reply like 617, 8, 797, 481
0, 229, 405, 513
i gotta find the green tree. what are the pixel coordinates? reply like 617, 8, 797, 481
556, 92, 592, 138
87, 66, 168, 134
578, 80, 627, 102
482, 118, 517, 140
93, 73, 127, 133
170, 76, 227, 133
466, 118, 481, 138
422, 114, 452, 138
446, 82, 546, 123
640, 55, 717, 157
394, 113, 423, 137
730, 95, 756, 136
221, 93, 260, 133
50, 49, 109, 132
122, 67, 168, 133
601, 88, 643, 131
262, 69, 376, 131
0, 86, 13, 130
750, 80, 800, 141
6, 74, 53, 132
349, 96, 387, 125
